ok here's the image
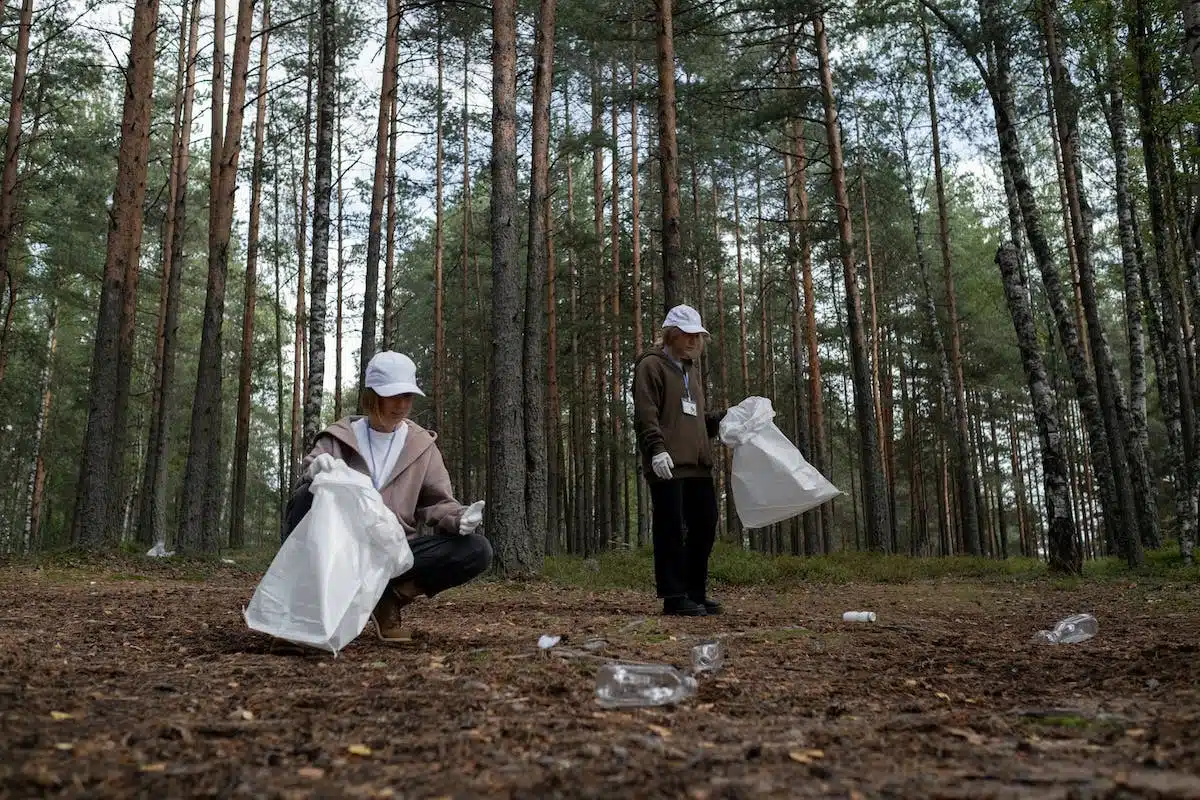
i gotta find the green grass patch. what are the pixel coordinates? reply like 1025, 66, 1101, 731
544, 543, 1200, 590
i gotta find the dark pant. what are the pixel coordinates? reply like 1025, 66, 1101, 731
648, 477, 718, 600
282, 483, 493, 597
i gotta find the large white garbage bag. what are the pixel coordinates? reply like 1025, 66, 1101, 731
719, 396, 841, 529
244, 461, 414, 654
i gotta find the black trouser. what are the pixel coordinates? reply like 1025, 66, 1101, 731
281, 483, 493, 598
648, 477, 718, 600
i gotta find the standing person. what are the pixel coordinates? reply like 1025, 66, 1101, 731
632, 305, 727, 616
286, 351, 491, 641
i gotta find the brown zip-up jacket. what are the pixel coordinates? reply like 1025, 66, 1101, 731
298, 417, 465, 538
632, 349, 725, 482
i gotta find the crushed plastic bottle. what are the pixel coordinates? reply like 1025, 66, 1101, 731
691, 640, 725, 674
595, 663, 697, 708
1032, 613, 1098, 644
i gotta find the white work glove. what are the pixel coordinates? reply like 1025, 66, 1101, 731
651, 452, 674, 480
306, 453, 336, 480
459, 500, 485, 535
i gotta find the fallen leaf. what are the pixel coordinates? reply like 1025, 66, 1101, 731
647, 724, 672, 738
945, 727, 985, 746
934, 691, 951, 702
297, 767, 325, 779
232, 709, 254, 721
1126, 728, 1147, 739
696, 703, 715, 712
227, 681, 240, 689
788, 749, 825, 764
903, 679, 918, 687
54, 743, 73, 751
348, 744, 373, 757
49, 711, 72, 721
140, 763, 167, 773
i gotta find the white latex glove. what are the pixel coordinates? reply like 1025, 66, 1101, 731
459, 500, 485, 535
307, 453, 336, 480
651, 452, 674, 480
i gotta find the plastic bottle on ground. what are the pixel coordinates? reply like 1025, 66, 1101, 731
1032, 613, 1098, 644
595, 663, 698, 708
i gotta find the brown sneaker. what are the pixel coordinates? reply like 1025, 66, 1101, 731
371, 590, 412, 642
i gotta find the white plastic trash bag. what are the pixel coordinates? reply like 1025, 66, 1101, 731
719, 396, 841, 528
243, 461, 414, 654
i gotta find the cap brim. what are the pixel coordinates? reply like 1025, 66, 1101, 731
676, 324, 709, 334
371, 382, 425, 397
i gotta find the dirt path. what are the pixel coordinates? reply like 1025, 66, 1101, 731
2, 569, 1198, 798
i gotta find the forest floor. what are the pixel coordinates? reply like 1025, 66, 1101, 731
2, 554, 1200, 798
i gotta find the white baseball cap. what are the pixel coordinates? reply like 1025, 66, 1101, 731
661, 304, 709, 335
365, 351, 425, 397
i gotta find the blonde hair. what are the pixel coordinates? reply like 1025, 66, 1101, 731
660, 326, 690, 350
360, 387, 381, 415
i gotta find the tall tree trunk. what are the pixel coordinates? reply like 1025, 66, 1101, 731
383, 90, 397, 349
0, 0, 33, 327
137, 0, 198, 548
230, 0, 271, 549
71, 0, 161, 549
523, 0, 555, 550
434, 15, 445, 432
177, 0, 254, 554
921, 7, 982, 556
273, 110, 287, 528
490, 0, 534, 573
334, 81, 344, 420
24, 297, 56, 551
1102, 24, 1157, 548
1131, 0, 1197, 561
459, 40, 472, 495
655, 0, 682, 311
611, 60, 625, 546
289, 56, 312, 489
304, 0, 335, 450
816, 14, 889, 551
631, 31, 643, 356
995, 245, 1079, 571
790, 105, 832, 546
361, 0, 399, 387
1043, 0, 1148, 565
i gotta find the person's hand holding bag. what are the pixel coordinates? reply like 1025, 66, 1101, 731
307, 453, 337, 480
459, 500, 485, 535
651, 451, 674, 480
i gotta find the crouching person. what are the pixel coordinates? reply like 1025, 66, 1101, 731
284, 350, 492, 641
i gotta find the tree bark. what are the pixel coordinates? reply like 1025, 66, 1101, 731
434, 15, 445, 432
815, 14, 889, 551
995, 244, 1079, 572
24, 298, 56, 551
137, 0, 198, 548
177, 0, 255, 554
361, 0, 399, 388
523, 0, 555, 550
655, 0, 682, 311
490, 0, 534, 573
289, 43, 312, 487
1042, 0, 1147, 565
230, 0, 271, 549
71, 0, 160, 549
1131, 0, 1197, 561
0, 0, 33, 327
383, 89, 397, 349
304, 0, 334, 450
334, 78, 344, 420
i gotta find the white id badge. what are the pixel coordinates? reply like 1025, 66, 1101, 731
681, 398, 698, 416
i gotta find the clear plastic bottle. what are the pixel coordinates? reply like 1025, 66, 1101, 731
1032, 613, 1099, 644
595, 663, 698, 708
691, 640, 725, 674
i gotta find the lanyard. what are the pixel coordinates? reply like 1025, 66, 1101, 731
666, 354, 692, 401
367, 427, 397, 490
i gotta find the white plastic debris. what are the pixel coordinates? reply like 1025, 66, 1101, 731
842, 611, 877, 622
221, 558, 236, 565
146, 542, 174, 558
538, 634, 562, 650
691, 640, 725, 674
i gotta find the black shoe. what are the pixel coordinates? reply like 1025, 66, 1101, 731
692, 597, 722, 615
663, 597, 708, 617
